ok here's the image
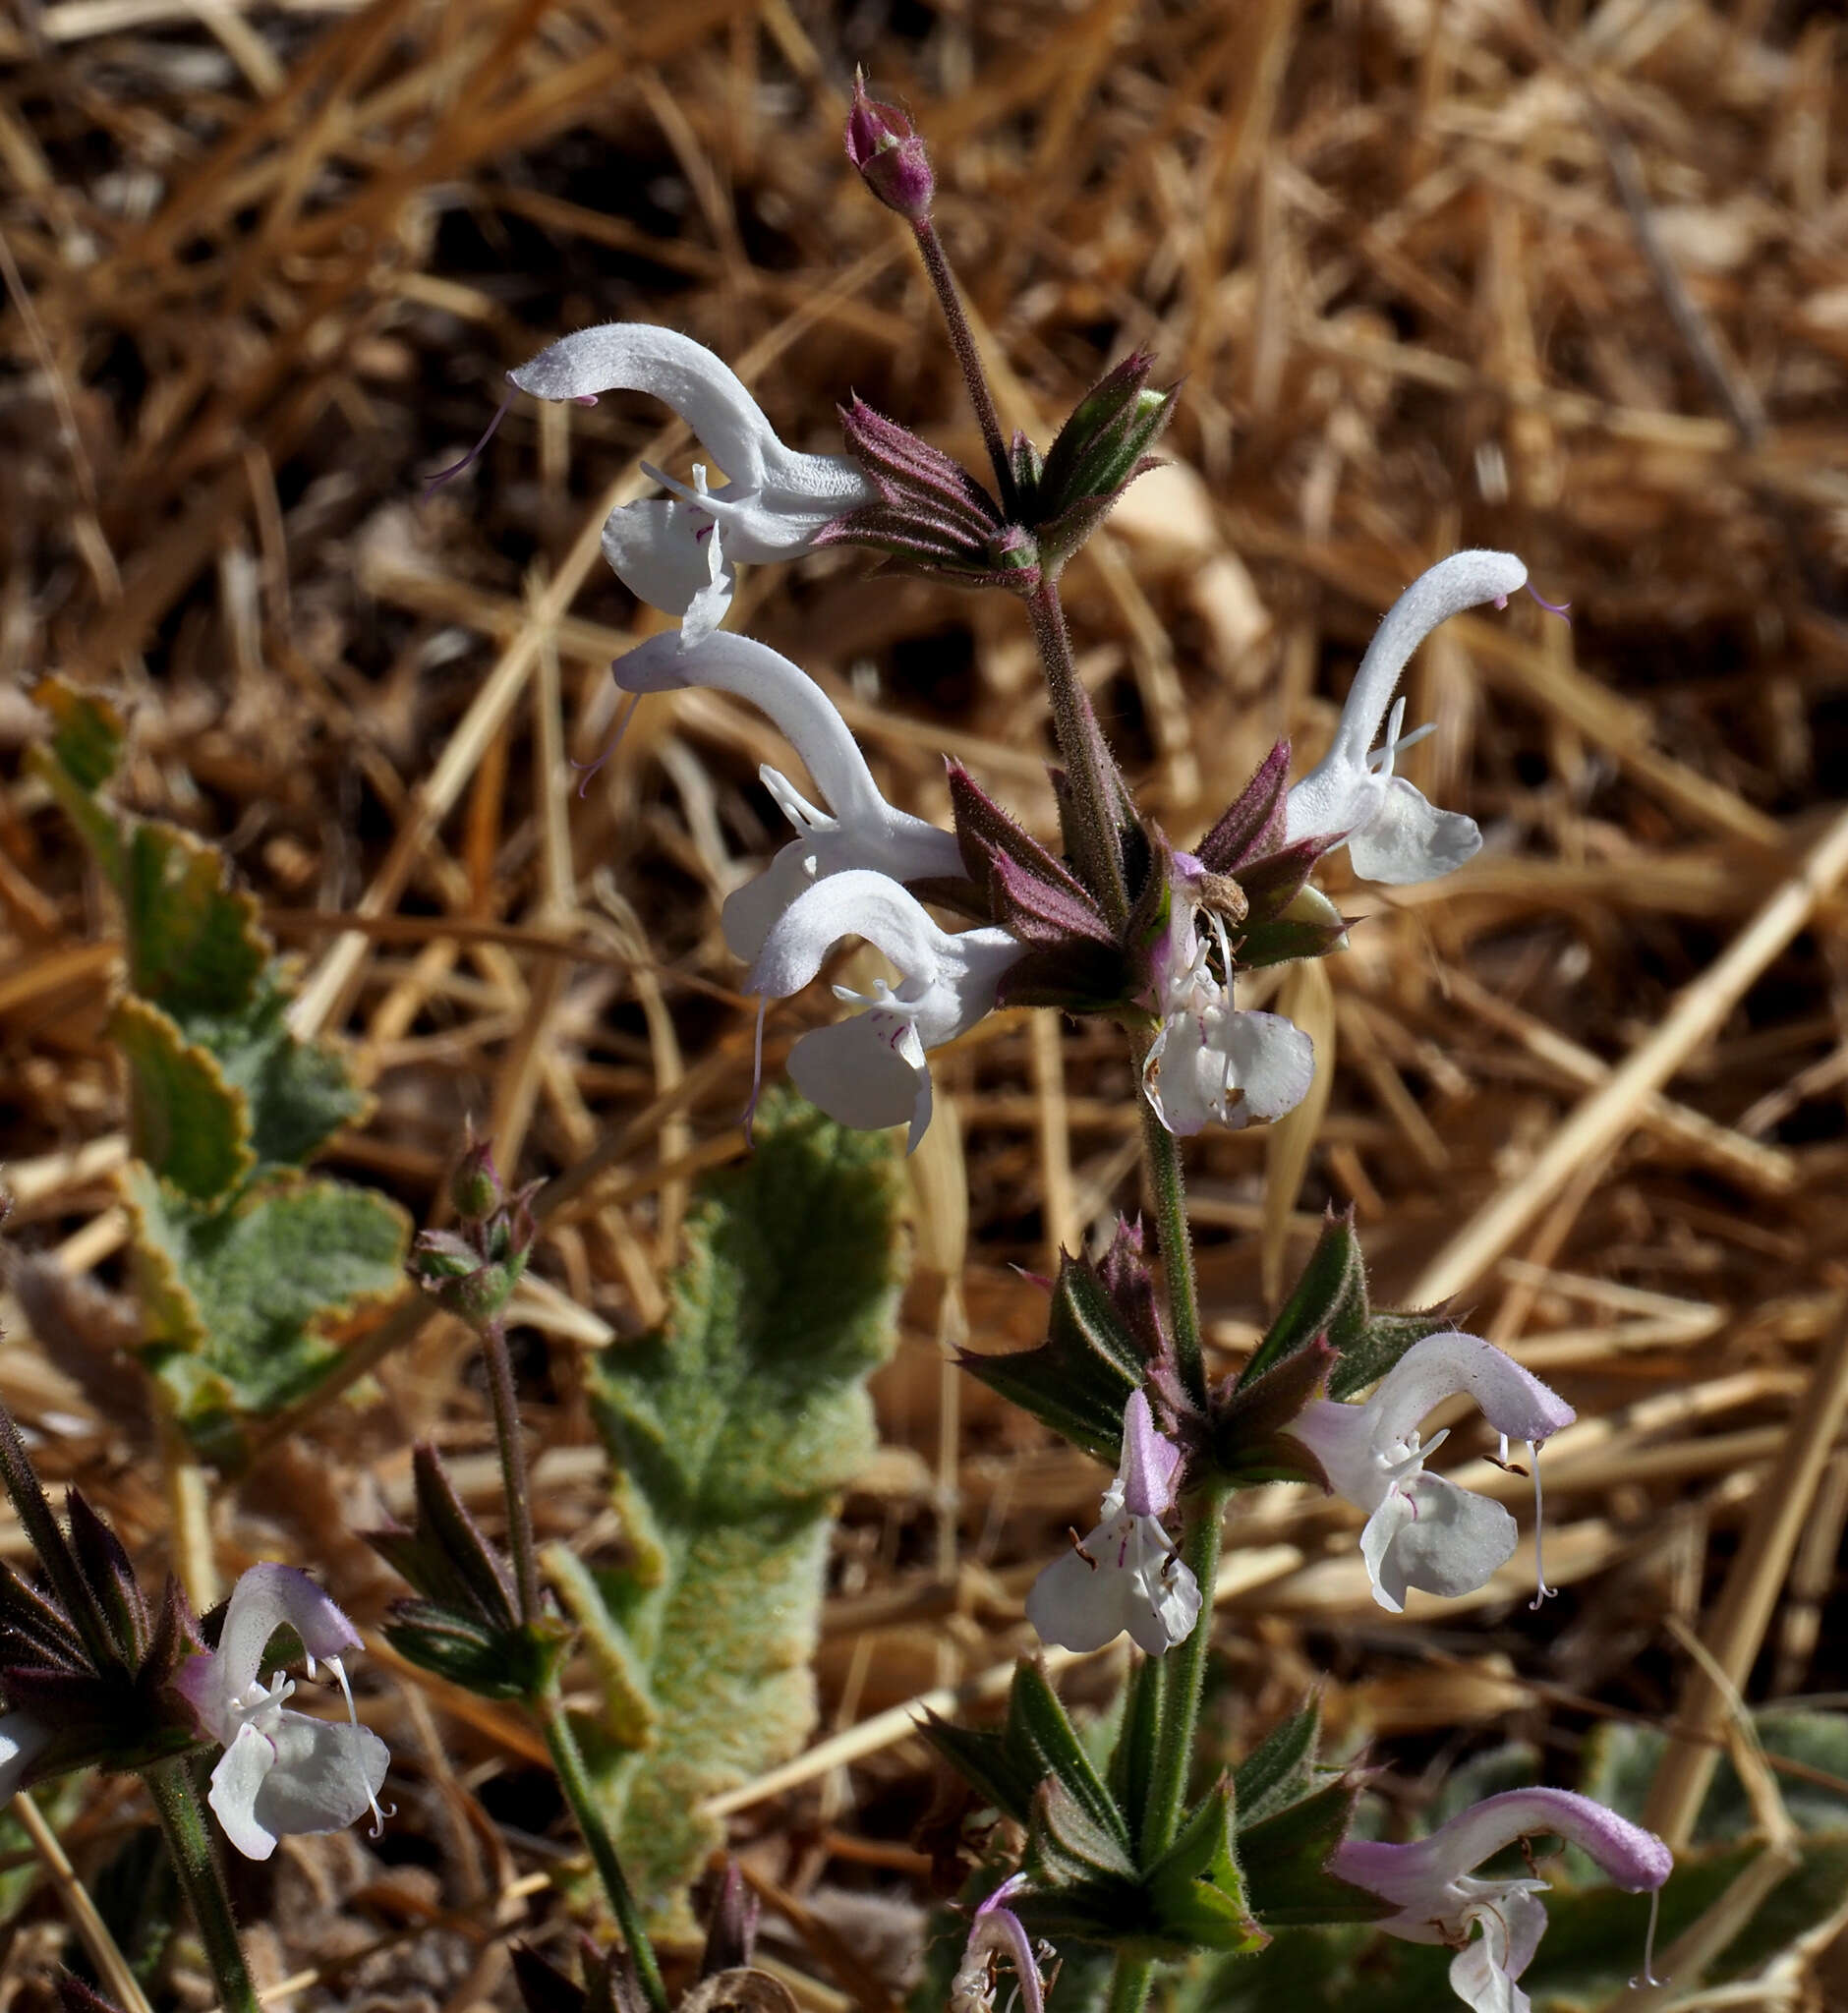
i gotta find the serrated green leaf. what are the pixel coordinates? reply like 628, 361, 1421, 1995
119, 822, 268, 1020
34, 677, 125, 792
1142, 1779, 1268, 1953
125, 1168, 410, 1454
959, 1254, 1145, 1464
566, 1094, 906, 1935
107, 997, 254, 1202
182, 967, 370, 1168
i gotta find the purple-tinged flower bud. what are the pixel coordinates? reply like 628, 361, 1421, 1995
450, 1134, 502, 1225
844, 74, 934, 220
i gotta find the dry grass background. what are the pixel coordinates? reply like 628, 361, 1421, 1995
3, 0, 1848, 2004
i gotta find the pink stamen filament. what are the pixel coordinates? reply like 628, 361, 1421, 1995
1528, 1438, 1558, 1610
573, 690, 642, 798
423, 385, 516, 495
1528, 582, 1573, 621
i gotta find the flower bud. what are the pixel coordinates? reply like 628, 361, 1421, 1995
450, 1136, 502, 1224
844, 74, 934, 220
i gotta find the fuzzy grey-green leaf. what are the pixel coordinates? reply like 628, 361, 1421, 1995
570, 1093, 906, 1935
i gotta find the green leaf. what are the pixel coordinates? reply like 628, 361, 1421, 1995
959, 1252, 1146, 1464
1239, 1777, 1388, 1927
1142, 1778, 1268, 1953
565, 1093, 907, 1934
107, 998, 254, 1203
1108, 1656, 1163, 1848
1232, 1699, 1320, 1825
1242, 1212, 1451, 1401
120, 821, 268, 1021
182, 967, 370, 1169
126, 1168, 410, 1455
1009, 1660, 1130, 1854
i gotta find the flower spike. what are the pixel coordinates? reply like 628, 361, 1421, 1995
1286, 549, 1527, 884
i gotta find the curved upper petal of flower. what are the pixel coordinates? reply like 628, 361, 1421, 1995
751, 871, 1016, 1150
174, 1562, 362, 1741
509, 325, 875, 636
1285, 550, 1527, 883
1289, 1332, 1573, 1613
615, 631, 962, 957
1332, 1789, 1670, 2013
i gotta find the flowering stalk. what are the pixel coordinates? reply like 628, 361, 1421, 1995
910, 218, 1013, 508
539, 1688, 670, 2013
1025, 580, 1130, 930
481, 1318, 541, 1627
144, 1757, 260, 2013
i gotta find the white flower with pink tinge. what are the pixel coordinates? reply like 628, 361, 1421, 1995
1333, 1788, 1672, 2013
1026, 1390, 1201, 1655
1287, 1331, 1574, 1614
509, 325, 875, 645
1142, 855, 1313, 1138
951, 1875, 1050, 2013
173, 1564, 390, 1862
1286, 550, 1528, 885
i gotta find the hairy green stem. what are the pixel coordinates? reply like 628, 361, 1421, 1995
480, 1319, 542, 1626
1141, 1490, 1227, 1862
910, 217, 1013, 505
1025, 581, 1130, 927
144, 1757, 260, 2013
1105, 1954, 1156, 2013
1137, 1086, 1205, 1408
541, 1693, 670, 2013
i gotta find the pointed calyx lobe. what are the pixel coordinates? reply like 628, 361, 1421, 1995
820, 352, 1177, 592
1193, 741, 1346, 971
932, 761, 1132, 1012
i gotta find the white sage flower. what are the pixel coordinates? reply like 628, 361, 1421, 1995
0, 1713, 49, 1799
173, 1563, 390, 1862
1026, 1390, 1201, 1655
613, 631, 962, 961
1287, 1331, 1574, 1613
749, 869, 1017, 1152
1142, 859, 1313, 1136
1332, 1788, 1672, 2013
508, 325, 875, 644
951, 1875, 1048, 2013
1286, 550, 1528, 884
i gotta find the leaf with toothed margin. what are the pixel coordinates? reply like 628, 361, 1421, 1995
1232, 1699, 1323, 1824
959, 1250, 1147, 1465
1142, 1778, 1269, 1953
558, 1094, 906, 1938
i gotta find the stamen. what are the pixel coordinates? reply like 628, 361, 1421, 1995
1067, 1527, 1097, 1569
1630, 1886, 1664, 1988
423, 385, 516, 495
326, 1655, 394, 1839
572, 690, 642, 798
740, 997, 769, 1148
1527, 582, 1573, 621
1527, 1438, 1559, 1610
